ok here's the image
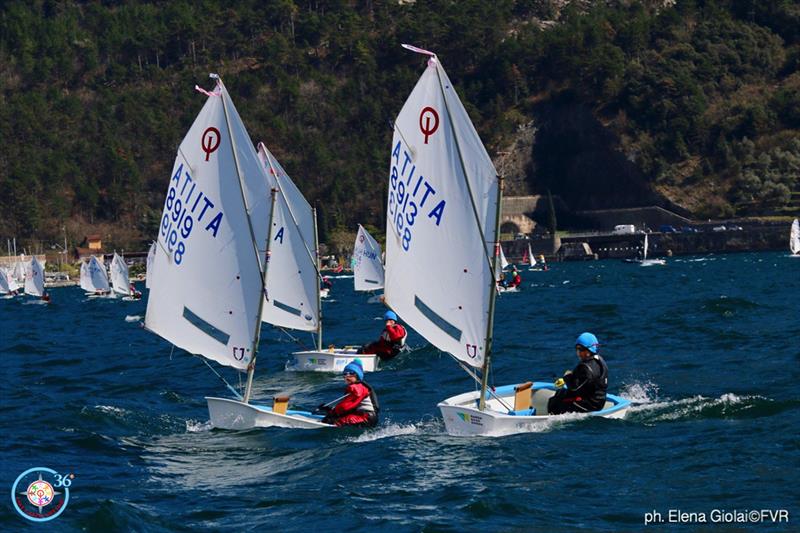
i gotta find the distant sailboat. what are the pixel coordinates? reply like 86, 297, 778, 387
24, 257, 48, 301
145, 241, 156, 288
254, 144, 379, 374
0, 267, 20, 297
110, 252, 140, 300
624, 233, 665, 266
386, 45, 629, 436
352, 224, 384, 303
80, 256, 111, 296
791, 219, 800, 256
145, 74, 332, 431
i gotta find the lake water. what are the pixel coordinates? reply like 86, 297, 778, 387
2, 252, 798, 531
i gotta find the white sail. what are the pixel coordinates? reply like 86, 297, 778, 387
257, 142, 319, 332
500, 244, 509, 269
527, 243, 536, 267
145, 79, 272, 371
791, 219, 800, 255
81, 256, 110, 292
353, 224, 385, 291
643, 233, 649, 261
145, 241, 156, 288
13, 258, 25, 283
0, 268, 11, 293
110, 253, 131, 296
24, 257, 45, 297
384, 51, 499, 369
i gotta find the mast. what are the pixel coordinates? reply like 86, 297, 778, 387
216, 73, 270, 403
431, 58, 501, 410
313, 207, 322, 351
244, 188, 278, 403
479, 175, 503, 410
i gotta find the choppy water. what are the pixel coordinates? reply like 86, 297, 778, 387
2, 252, 799, 531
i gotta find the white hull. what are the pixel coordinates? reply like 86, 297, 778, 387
640, 259, 666, 266
438, 382, 631, 437
206, 397, 332, 430
285, 348, 379, 372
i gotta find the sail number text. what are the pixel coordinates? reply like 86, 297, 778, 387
388, 140, 446, 251
160, 163, 224, 265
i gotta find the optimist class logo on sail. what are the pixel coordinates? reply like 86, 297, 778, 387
388, 110, 447, 252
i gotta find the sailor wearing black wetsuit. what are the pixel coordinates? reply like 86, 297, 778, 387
548, 332, 608, 415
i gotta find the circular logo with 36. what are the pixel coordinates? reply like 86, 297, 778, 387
11, 467, 73, 522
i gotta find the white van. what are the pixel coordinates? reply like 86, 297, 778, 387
613, 224, 636, 234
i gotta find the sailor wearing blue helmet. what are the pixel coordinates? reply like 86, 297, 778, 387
357, 309, 408, 361
548, 332, 609, 415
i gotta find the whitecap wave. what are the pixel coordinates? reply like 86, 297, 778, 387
125, 314, 142, 322
349, 423, 420, 442
186, 419, 214, 433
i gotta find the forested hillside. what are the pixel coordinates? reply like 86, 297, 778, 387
1, 0, 798, 249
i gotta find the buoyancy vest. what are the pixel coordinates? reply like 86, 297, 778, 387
577, 355, 608, 407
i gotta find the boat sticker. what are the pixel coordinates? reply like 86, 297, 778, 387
456, 412, 483, 426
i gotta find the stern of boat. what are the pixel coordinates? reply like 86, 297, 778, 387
285, 349, 379, 372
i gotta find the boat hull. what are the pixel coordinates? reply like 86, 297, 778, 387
206, 397, 331, 430
438, 382, 631, 437
285, 348, 379, 373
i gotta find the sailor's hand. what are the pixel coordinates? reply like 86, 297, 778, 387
554, 378, 565, 389
563, 370, 573, 377
317, 403, 331, 413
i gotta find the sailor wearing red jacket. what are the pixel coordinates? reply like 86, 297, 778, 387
321, 361, 379, 427
359, 310, 407, 361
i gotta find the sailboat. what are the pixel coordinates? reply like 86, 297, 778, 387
624, 233, 665, 266
255, 144, 379, 374
496, 243, 520, 293
24, 257, 48, 302
0, 267, 20, 298
110, 252, 140, 300
352, 224, 384, 303
80, 255, 111, 296
146, 74, 331, 430
145, 241, 156, 288
385, 45, 629, 437
790, 219, 800, 256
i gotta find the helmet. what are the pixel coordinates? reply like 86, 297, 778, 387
575, 332, 599, 354
383, 310, 398, 322
343, 361, 364, 381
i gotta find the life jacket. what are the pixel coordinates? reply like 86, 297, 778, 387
381, 324, 407, 349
